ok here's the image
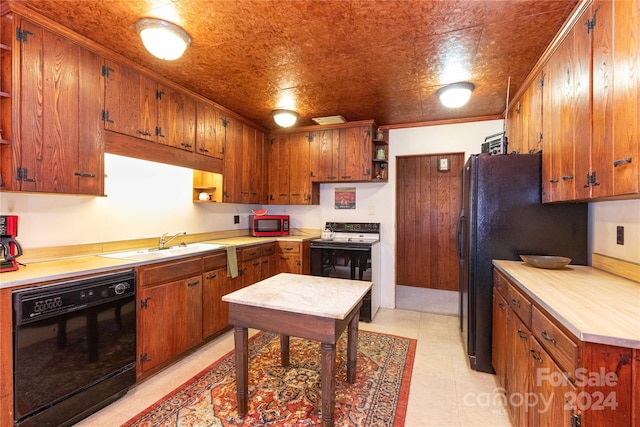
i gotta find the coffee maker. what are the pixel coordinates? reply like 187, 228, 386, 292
1, 215, 23, 272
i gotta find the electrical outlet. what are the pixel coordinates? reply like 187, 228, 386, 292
234, 215, 240, 224
616, 226, 624, 245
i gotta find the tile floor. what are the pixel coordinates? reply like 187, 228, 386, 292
75, 309, 513, 427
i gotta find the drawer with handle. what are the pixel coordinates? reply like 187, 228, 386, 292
507, 283, 532, 328
532, 306, 578, 378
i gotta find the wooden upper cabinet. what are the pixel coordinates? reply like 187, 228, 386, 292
338, 125, 372, 181
104, 60, 198, 153
157, 84, 196, 152
309, 128, 340, 181
9, 18, 103, 195
241, 124, 264, 204
222, 114, 244, 203
103, 59, 156, 141
541, 6, 590, 203
196, 101, 225, 159
289, 131, 311, 204
591, 0, 639, 198
540, 1, 639, 202
267, 133, 290, 204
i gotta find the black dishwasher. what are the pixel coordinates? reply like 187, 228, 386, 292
13, 270, 136, 427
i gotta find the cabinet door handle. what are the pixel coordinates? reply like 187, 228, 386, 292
562, 175, 573, 180
181, 142, 193, 148
199, 147, 210, 153
187, 280, 200, 287
530, 349, 543, 363
613, 157, 632, 167
549, 179, 559, 183
517, 329, 528, 340
341, 175, 352, 179
206, 273, 217, 280
283, 247, 294, 251
327, 176, 337, 179
510, 299, 521, 308
498, 303, 506, 311
541, 330, 557, 345
74, 172, 96, 178
136, 129, 151, 136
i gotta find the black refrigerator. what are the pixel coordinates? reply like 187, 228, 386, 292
457, 153, 587, 374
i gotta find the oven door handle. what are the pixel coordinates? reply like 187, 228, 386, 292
311, 244, 371, 251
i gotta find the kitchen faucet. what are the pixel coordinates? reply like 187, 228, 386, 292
158, 231, 186, 249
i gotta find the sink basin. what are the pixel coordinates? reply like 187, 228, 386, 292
100, 243, 226, 262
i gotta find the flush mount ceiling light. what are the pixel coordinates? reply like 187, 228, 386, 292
272, 109, 299, 128
135, 18, 191, 61
436, 82, 475, 108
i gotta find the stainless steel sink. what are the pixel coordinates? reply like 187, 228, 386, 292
100, 242, 226, 262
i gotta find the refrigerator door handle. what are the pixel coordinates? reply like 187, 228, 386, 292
456, 213, 465, 259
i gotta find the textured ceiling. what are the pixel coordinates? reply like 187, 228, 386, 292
11, 0, 578, 130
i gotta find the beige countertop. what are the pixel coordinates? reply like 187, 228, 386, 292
0, 234, 319, 289
222, 273, 372, 319
493, 260, 640, 349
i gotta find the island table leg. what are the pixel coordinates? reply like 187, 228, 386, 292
234, 326, 249, 416
280, 335, 290, 367
321, 342, 336, 427
346, 309, 359, 383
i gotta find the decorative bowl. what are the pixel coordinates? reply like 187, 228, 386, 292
520, 255, 571, 269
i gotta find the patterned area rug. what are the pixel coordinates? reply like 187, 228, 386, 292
122, 330, 416, 426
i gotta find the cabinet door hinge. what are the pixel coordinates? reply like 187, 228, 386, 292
101, 110, 114, 123
539, 76, 545, 87
307, 134, 314, 142
584, 171, 601, 188
101, 65, 114, 77
366, 130, 371, 138
156, 90, 165, 100
15, 27, 34, 43
585, 6, 600, 33
140, 353, 151, 364
16, 168, 35, 182
221, 118, 228, 128
140, 297, 152, 309
156, 126, 165, 137
570, 410, 581, 427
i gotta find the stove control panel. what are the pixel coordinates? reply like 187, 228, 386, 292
324, 222, 380, 233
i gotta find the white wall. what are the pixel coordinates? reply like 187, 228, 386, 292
2, 121, 639, 308
590, 200, 640, 263
0, 154, 261, 247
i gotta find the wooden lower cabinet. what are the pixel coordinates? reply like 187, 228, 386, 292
277, 241, 310, 274
493, 268, 635, 426
137, 257, 203, 377
529, 337, 578, 427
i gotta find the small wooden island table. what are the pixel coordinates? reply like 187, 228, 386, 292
222, 273, 372, 427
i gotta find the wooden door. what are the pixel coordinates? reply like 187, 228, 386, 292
507, 312, 531, 427
492, 291, 508, 390
396, 153, 462, 290
138, 281, 182, 374
202, 267, 227, 339
339, 126, 371, 181
17, 19, 103, 195
267, 134, 290, 204
527, 73, 544, 154
222, 115, 243, 203
195, 101, 224, 159
530, 338, 578, 427
289, 131, 311, 204
103, 59, 156, 141
592, 0, 639, 197
157, 84, 196, 152
506, 99, 524, 154
309, 128, 339, 181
